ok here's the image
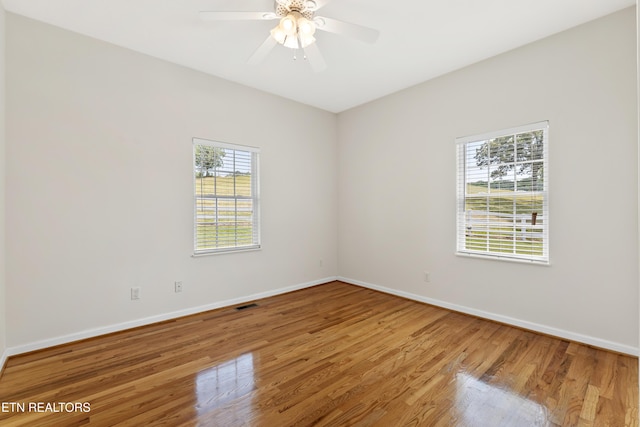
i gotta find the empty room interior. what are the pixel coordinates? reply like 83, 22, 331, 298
0, 0, 639, 425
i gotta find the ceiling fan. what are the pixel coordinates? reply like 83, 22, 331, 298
199, 0, 380, 72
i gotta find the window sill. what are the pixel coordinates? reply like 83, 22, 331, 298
193, 246, 262, 257
455, 251, 550, 266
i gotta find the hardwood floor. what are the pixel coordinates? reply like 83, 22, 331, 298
0, 281, 637, 426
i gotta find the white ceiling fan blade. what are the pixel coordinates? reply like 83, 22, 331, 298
248, 36, 278, 66
315, 17, 379, 44
303, 43, 327, 73
199, 11, 277, 21
304, 0, 332, 11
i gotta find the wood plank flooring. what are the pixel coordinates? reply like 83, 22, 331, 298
0, 281, 637, 426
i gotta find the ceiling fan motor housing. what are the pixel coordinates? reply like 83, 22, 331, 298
275, 0, 315, 20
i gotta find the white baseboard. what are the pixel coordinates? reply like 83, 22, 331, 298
338, 276, 639, 357
6, 276, 337, 357
6, 275, 636, 358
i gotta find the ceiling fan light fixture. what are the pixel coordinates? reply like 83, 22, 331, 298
270, 11, 317, 50
297, 17, 316, 36
270, 26, 287, 44
299, 34, 316, 48
283, 36, 299, 49
280, 14, 297, 35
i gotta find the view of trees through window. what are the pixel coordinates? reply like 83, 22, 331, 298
194, 142, 259, 253
459, 124, 548, 261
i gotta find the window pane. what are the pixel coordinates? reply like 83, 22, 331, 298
515, 164, 544, 192
193, 140, 259, 254
516, 130, 544, 162
465, 141, 488, 192
489, 167, 514, 193
487, 136, 515, 165
457, 122, 548, 263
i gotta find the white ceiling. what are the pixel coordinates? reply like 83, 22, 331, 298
2, 0, 635, 113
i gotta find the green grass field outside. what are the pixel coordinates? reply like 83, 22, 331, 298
464, 184, 544, 257
194, 175, 255, 250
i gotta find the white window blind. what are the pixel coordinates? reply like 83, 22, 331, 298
456, 122, 549, 263
193, 138, 260, 255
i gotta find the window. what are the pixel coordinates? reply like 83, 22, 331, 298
456, 122, 549, 263
193, 138, 260, 255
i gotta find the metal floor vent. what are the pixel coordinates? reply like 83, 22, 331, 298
235, 303, 258, 311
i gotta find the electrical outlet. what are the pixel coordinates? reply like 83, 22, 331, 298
131, 287, 141, 300
424, 272, 431, 283
175, 281, 183, 293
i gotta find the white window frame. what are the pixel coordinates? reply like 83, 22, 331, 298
193, 138, 260, 256
456, 121, 549, 264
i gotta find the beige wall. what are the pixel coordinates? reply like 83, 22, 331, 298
0, 5, 6, 364
5, 13, 338, 349
338, 7, 639, 352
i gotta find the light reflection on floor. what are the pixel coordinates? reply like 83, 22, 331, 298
193, 354, 555, 424
454, 372, 551, 426
195, 353, 256, 416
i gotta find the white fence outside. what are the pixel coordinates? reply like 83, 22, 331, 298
465, 210, 543, 241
